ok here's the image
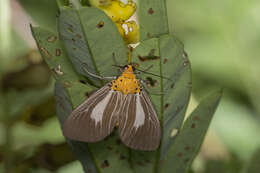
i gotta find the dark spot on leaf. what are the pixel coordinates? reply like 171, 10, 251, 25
194, 116, 199, 121
184, 158, 190, 163
40, 46, 51, 58
97, 21, 104, 28
176, 106, 180, 113
191, 123, 196, 128
79, 80, 87, 84
120, 154, 126, 160
163, 58, 168, 64
101, 160, 109, 168
164, 103, 170, 110
138, 49, 160, 61
107, 146, 113, 150
76, 34, 82, 39
170, 83, 175, 88
147, 32, 151, 38
72, 38, 76, 43
185, 146, 190, 151
148, 8, 154, 14
73, 47, 77, 51
184, 60, 189, 66
64, 82, 72, 88
177, 152, 183, 158
47, 36, 57, 42
145, 159, 151, 163
137, 161, 144, 166
183, 51, 188, 58
56, 49, 61, 56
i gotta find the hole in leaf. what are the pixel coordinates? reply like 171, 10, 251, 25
40, 46, 51, 59
170, 128, 178, 138
163, 58, 168, 64
101, 160, 109, 168
145, 77, 158, 87
56, 49, 61, 56
170, 83, 175, 88
191, 123, 196, 128
47, 36, 57, 42
97, 21, 104, 28
76, 34, 82, 39
164, 103, 170, 110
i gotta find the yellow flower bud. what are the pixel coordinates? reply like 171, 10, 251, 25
116, 21, 139, 44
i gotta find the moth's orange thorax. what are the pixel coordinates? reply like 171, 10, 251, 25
111, 65, 141, 95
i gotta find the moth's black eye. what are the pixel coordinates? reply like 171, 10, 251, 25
132, 66, 136, 71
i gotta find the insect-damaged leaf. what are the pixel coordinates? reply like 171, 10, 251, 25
31, 26, 80, 85
137, 0, 169, 41
160, 90, 222, 173
58, 6, 128, 86
131, 35, 191, 172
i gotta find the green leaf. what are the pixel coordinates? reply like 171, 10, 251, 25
245, 148, 260, 173
131, 35, 191, 172
160, 90, 222, 173
137, 0, 169, 41
58, 6, 128, 86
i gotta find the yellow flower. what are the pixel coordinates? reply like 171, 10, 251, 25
99, 0, 136, 22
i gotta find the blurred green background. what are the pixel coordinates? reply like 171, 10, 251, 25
0, 0, 260, 172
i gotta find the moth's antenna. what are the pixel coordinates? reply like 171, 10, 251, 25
112, 65, 172, 81
135, 69, 172, 81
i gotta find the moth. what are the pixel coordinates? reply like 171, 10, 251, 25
63, 65, 161, 151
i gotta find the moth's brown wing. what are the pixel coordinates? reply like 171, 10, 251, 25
118, 91, 161, 151
63, 84, 123, 142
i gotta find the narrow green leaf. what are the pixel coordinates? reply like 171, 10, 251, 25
137, 0, 169, 41
58, 7, 128, 86
160, 90, 222, 173
131, 35, 191, 173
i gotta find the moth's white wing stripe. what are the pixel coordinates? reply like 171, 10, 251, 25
91, 90, 113, 126
133, 94, 145, 128
121, 95, 131, 136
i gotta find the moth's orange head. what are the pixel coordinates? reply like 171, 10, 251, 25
122, 65, 135, 74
